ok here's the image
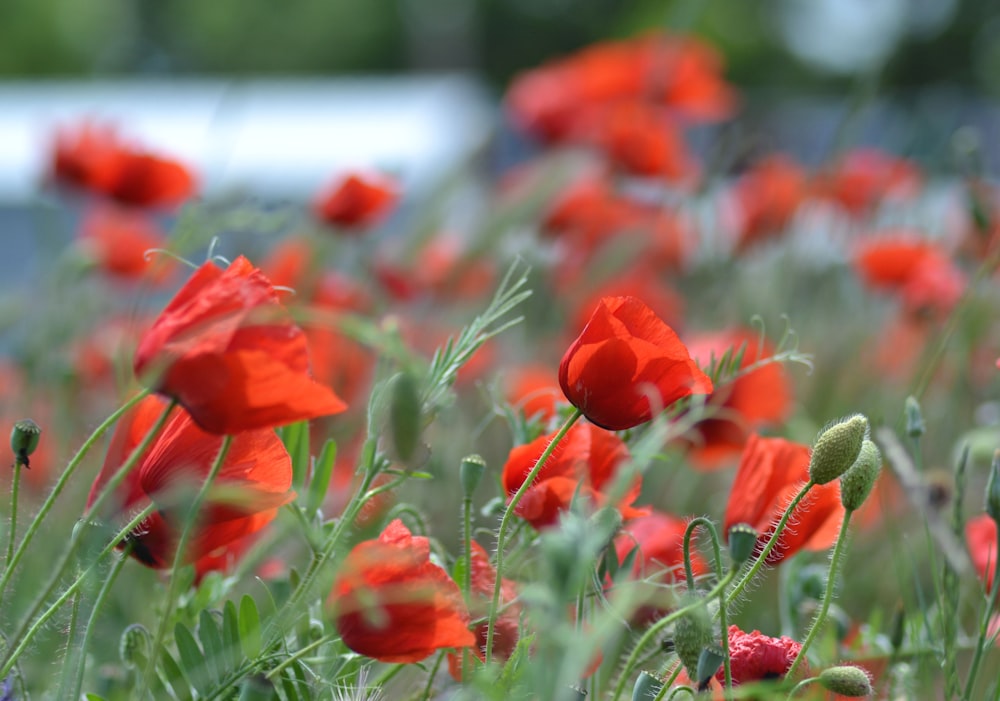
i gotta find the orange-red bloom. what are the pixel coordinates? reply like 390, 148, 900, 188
505, 363, 562, 424
684, 329, 792, 468
314, 172, 398, 230
724, 434, 844, 565
501, 423, 648, 529
87, 395, 293, 570
329, 519, 476, 663
967, 514, 998, 591
582, 101, 697, 180
559, 296, 711, 430
77, 206, 173, 282
51, 122, 195, 209
134, 255, 346, 434
813, 148, 922, 217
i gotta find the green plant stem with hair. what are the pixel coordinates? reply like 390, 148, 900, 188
485, 408, 582, 665
785, 511, 853, 679
138, 434, 234, 698
785, 677, 820, 698
682, 517, 731, 692
56, 578, 83, 699
460, 488, 474, 681
419, 650, 446, 701
725, 481, 816, 607
4, 463, 20, 573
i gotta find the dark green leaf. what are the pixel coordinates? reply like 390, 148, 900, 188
160, 649, 193, 701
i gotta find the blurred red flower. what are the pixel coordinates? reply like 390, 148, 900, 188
134, 255, 346, 434
501, 423, 648, 529
813, 148, 922, 217
505, 363, 562, 424
77, 206, 174, 282
314, 172, 398, 230
730, 154, 808, 252
684, 329, 792, 469
559, 296, 711, 430
87, 395, 293, 570
329, 519, 475, 663
967, 514, 998, 591
724, 434, 844, 565
581, 101, 697, 180
51, 121, 195, 209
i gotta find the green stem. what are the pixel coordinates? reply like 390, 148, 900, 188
786, 676, 820, 699
5, 463, 20, 571
485, 409, 581, 665
0, 504, 155, 678
139, 435, 234, 698
0, 389, 150, 602
962, 536, 1000, 700
725, 481, 816, 607
682, 517, 731, 693
786, 511, 853, 679
461, 493, 473, 682
611, 569, 736, 701
372, 663, 406, 688
418, 650, 445, 701
56, 575, 84, 699
263, 634, 336, 681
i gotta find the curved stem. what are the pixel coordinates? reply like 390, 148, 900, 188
0, 389, 150, 602
139, 435, 234, 697
786, 511, 853, 679
485, 409, 581, 665
725, 481, 816, 607
786, 676, 819, 699
682, 517, 731, 693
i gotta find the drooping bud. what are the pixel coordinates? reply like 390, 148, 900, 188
696, 644, 725, 691
818, 665, 873, 697
672, 594, 712, 680
119, 623, 151, 669
808, 414, 868, 485
986, 450, 1000, 525
727, 523, 758, 566
904, 396, 925, 438
631, 671, 664, 701
10, 419, 41, 469
389, 371, 422, 462
840, 439, 883, 512
460, 454, 487, 498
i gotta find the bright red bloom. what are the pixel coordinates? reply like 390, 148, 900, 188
51, 122, 195, 209
134, 255, 346, 434
582, 101, 697, 180
967, 514, 998, 591
724, 434, 844, 565
78, 206, 173, 282
717, 625, 803, 686
559, 296, 712, 431
329, 519, 476, 664
501, 423, 648, 529
447, 540, 521, 679
314, 172, 398, 230
730, 154, 808, 252
684, 330, 792, 469
87, 395, 293, 570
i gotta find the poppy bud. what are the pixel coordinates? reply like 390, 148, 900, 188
840, 439, 882, 512
905, 396, 925, 438
818, 665, 873, 697
727, 522, 758, 566
889, 601, 906, 653
460, 453, 487, 498
119, 623, 151, 669
986, 450, 1000, 525
808, 414, 868, 485
10, 419, 41, 469
696, 644, 726, 691
672, 594, 712, 679
632, 670, 664, 700
389, 371, 422, 462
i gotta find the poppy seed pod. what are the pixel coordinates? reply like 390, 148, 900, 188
727, 522, 758, 566
632, 671, 664, 701
808, 414, 868, 485
10, 419, 41, 468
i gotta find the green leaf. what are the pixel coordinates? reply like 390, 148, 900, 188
307, 438, 337, 514
160, 649, 194, 701
239, 594, 263, 659
85, 695, 109, 701
288, 659, 312, 699
223, 600, 242, 673
175, 622, 210, 696
279, 673, 300, 701
281, 421, 311, 490
198, 609, 225, 683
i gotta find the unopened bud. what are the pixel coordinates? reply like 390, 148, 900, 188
10, 419, 41, 469
696, 644, 725, 691
119, 623, 151, 669
889, 602, 906, 653
389, 371, 421, 462
727, 523, 758, 566
986, 450, 1000, 525
672, 594, 712, 679
631, 671, 664, 701
818, 665, 873, 697
809, 414, 868, 485
905, 396, 925, 438
460, 454, 487, 497
840, 439, 882, 512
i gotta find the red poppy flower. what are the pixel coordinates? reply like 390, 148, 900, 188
568, 273, 685, 345
51, 121, 195, 209
967, 514, 998, 591
718, 625, 803, 686
87, 395, 293, 570
684, 329, 792, 469
723, 434, 844, 565
813, 148, 922, 216
447, 540, 521, 679
314, 172, 398, 230
329, 519, 476, 664
559, 296, 712, 431
505, 363, 562, 423
501, 423, 648, 529
582, 101, 697, 180
77, 206, 174, 282
134, 255, 347, 434
730, 154, 808, 252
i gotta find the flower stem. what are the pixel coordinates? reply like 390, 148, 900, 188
485, 408, 581, 666
4, 463, 21, 573
461, 492, 473, 681
725, 480, 816, 607
682, 517, 731, 694
962, 535, 1000, 700
786, 510, 853, 679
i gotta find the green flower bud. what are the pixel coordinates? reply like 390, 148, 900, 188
904, 396, 925, 438
727, 523, 758, 566
632, 671, 664, 701
389, 371, 421, 462
696, 644, 725, 691
119, 623, 151, 669
986, 450, 1000, 525
840, 439, 882, 512
10, 419, 41, 469
460, 454, 487, 497
809, 414, 868, 485
672, 594, 712, 679
818, 665, 873, 697
889, 602, 906, 653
